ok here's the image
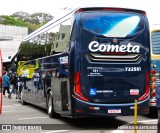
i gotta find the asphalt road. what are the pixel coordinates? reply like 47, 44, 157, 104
0, 94, 158, 133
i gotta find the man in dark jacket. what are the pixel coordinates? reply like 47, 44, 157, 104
9, 72, 18, 99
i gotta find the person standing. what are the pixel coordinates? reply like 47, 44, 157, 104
2, 72, 11, 98
9, 72, 18, 99
32, 69, 40, 90
20, 69, 27, 88
44, 71, 53, 87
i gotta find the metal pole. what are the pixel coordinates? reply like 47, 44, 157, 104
134, 100, 138, 133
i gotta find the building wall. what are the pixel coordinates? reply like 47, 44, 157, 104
0, 24, 28, 40
0, 24, 28, 62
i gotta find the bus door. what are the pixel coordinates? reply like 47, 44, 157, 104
75, 9, 150, 112
52, 54, 69, 113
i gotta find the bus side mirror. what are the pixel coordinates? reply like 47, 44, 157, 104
14, 57, 17, 62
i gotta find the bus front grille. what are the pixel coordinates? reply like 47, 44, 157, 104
86, 53, 142, 63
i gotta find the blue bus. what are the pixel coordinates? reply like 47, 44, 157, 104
15, 7, 150, 118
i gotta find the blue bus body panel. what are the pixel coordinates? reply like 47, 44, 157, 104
79, 30, 149, 103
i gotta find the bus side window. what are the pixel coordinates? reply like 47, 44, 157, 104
70, 21, 76, 42
56, 42, 58, 48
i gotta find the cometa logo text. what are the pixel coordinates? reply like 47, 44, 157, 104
88, 41, 140, 53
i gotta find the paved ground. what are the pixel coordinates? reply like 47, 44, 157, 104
1, 93, 19, 106
0, 93, 159, 133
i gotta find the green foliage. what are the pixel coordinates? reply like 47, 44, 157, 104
0, 15, 42, 32
0, 15, 28, 27
0, 12, 53, 33
27, 23, 42, 34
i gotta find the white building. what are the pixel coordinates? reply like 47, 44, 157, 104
0, 24, 28, 63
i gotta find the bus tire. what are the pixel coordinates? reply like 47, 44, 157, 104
147, 107, 158, 118
47, 91, 59, 118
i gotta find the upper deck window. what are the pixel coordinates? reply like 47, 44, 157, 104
81, 11, 144, 37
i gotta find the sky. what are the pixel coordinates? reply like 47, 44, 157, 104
0, 0, 160, 24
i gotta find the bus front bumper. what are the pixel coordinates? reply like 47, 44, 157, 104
72, 96, 150, 117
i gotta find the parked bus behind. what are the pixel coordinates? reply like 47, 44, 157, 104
150, 24, 160, 111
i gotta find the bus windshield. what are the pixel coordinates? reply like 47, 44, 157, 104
81, 11, 144, 37
152, 31, 160, 54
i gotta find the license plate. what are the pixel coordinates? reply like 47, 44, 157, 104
108, 108, 121, 113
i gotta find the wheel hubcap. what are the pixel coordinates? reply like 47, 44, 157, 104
48, 96, 52, 114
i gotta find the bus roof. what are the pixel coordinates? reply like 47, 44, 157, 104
23, 7, 146, 42
76, 7, 146, 14
23, 8, 77, 42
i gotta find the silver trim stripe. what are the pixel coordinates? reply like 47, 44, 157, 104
87, 53, 142, 62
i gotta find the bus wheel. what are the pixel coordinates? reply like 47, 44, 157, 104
47, 91, 59, 118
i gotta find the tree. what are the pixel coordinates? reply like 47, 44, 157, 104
11, 11, 54, 33
0, 12, 54, 33
11, 12, 54, 25
0, 15, 28, 27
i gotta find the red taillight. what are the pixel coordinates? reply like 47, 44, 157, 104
73, 71, 89, 102
138, 71, 150, 101
151, 92, 156, 97
74, 71, 80, 84
151, 69, 156, 75
76, 109, 83, 113
76, 9, 83, 13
